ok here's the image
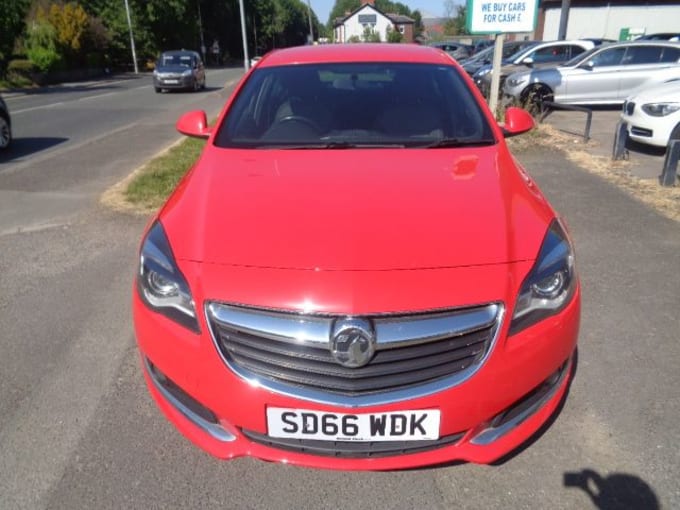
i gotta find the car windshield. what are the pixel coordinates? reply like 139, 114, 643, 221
160, 54, 192, 67
506, 42, 540, 62
214, 62, 495, 149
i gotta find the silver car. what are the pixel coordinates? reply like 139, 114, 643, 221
504, 41, 680, 106
153, 50, 206, 93
473, 40, 595, 96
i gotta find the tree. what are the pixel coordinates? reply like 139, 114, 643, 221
0, 0, 30, 75
386, 26, 402, 43
362, 25, 381, 42
444, 4, 467, 36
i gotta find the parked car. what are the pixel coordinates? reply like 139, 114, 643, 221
133, 43, 580, 470
430, 41, 473, 60
461, 40, 537, 77
474, 39, 596, 96
472, 39, 494, 54
636, 33, 680, 42
504, 41, 680, 106
153, 50, 206, 93
621, 80, 680, 147
0, 94, 11, 150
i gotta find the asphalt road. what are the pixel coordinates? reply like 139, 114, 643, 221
0, 74, 679, 509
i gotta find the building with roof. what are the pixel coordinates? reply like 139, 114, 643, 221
536, 0, 680, 41
333, 0, 415, 43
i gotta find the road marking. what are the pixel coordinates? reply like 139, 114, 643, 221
12, 102, 65, 114
77, 91, 119, 102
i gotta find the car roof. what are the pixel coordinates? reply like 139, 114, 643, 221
161, 50, 198, 56
259, 44, 454, 67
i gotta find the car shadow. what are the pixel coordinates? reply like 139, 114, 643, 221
0, 137, 68, 163
564, 469, 659, 509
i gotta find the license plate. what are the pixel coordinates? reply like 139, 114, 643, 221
164, 79, 179, 84
267, 407, 440, 441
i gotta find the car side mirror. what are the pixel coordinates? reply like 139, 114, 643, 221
176, 110, 211, 139
580, 60, 595, 70
501, 107, 535, 137
522, 57, 534, 66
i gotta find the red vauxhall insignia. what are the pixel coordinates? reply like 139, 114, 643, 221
133, 44, 580, 470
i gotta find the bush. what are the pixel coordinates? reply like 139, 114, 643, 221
27, 46, 62, 73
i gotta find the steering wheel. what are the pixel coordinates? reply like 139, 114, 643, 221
275, 115, 321, 133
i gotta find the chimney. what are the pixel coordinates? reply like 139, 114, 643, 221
361, 0, 375, 5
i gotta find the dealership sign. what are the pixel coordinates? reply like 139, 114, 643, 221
466, 0, 538, 34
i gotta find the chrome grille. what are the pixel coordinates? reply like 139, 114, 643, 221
207, 303, 501, 405
241, 428, 465, 458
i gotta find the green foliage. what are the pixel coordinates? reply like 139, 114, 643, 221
386, 26, 402, 43
444, 4, 468, 36
0, 0, 30, 75
26, 17, 63, 72
362, 26, 381, 42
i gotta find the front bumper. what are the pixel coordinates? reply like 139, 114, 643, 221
133, 263, 580, 470
621, 110, 678, 148
153, 75, 194, 90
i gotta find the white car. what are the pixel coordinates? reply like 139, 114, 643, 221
622, 81, 680, 147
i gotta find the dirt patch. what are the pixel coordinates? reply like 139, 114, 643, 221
511, 125, 680, 222
99, 138, 185, 217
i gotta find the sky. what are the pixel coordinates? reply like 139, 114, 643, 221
311, 1, 451, 25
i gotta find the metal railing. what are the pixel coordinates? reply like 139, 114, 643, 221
538, 101, 592, 143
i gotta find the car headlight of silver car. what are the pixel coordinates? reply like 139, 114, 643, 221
641, 102, 680, 117
474, 67, 492, 79
506, 76, 527, 88
510, 219, 577, 335
182, 69, 193, 77
137, 221, 199, 332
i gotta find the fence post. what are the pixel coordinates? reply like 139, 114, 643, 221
660, 140, 680, 187
612, 121, 628, 160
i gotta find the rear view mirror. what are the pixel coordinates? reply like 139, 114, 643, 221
502, 107, 535, 137
522, 57, 535, 66
176, 110, 211, 139
581, 61, 595, 70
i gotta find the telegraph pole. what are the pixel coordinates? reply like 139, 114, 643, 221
307, 0, 314, 44
123, 0, 138, 73
238, 0, 250, 71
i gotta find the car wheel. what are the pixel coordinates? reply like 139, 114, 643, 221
521, 84, 554, 115
0, 115, 11, 150
154, 87, 162, 93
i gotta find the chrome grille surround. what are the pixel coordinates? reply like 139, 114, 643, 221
206, 302, 504, 408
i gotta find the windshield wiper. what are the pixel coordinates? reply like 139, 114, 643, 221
425, 138, 496, 149
260, 142, 406, 150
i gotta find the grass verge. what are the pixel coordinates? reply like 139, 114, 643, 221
101, 136, 205, 215
516, 124, 680, 222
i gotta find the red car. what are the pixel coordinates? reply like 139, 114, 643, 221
133, 43, 580, 470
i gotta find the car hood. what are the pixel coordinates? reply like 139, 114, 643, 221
156, 65, 191, 74
627, 80, 680, 102
160, 147, 552, 271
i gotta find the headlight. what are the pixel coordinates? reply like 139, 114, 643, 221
641, 103, 680, 117
137, 221, 199, 332
182, 69, 193, 77
474, 67, 492, 78
510, 219, 577, 335
506, 76, 527, 88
